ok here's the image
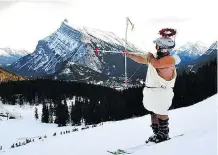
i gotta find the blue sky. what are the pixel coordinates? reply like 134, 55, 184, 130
0, 0, 217, 52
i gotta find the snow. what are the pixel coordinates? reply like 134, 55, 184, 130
0, 49, 9, 57
0, 48, 30, 57
62, 68, 71, 74
209, 41, 218, 50
77, 26, 142, 52
79, 72, 84, 75
0, 95, 217, 155
175, 41, 208, 56
82, 27, 125, 47
0, 103, 22, 119
203, 41, 217, 55
96, 81, 103, 85
188, 65, 195, 72
67, 62, 75, 66
10, 22, 142, 76
47, 31, 79, 56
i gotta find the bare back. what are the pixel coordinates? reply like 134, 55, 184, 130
156, 66, 175, 81
149, 55, 176, 81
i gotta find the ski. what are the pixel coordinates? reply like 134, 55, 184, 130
107, 134, 184, 154
107, 149, 132, 155
145, 133, 184, 145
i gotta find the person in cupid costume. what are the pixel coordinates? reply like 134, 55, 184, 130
123, 28, 181, 143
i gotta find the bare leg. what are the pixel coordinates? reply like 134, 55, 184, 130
157, 115, 169, 120
149, 113, 159, 135
151, 113, 159, 124
147, 113, 159, 142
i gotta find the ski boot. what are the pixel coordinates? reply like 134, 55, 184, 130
146, 118, 170, 143
146, 123, 159, 143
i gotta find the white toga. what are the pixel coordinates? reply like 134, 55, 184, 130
142, 55, 179, 115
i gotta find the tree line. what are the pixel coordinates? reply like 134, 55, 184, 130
0, 60, 216, 126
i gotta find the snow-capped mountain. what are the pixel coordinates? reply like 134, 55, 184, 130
194, 41, 217, 62
172, 41, 208, 63
177, 41, 217, 73
204, 41, 217, 55
0, 48, 30, 66
9, 21, 145, 79
8, 20, 214, 83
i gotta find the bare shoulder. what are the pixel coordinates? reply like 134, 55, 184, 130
161, 56, 176, 65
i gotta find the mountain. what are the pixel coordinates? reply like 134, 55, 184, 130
203, 41, 217, 56
49, 61, 129, 88
177, 41, 217, 73
0, 48, 30, 66
0, 66, 24, 82
197, 41, 217, 62
9, 21, 146, 81
8, 20, 214, 83
172, 41, 208, 63
0, 95, 216, 154
190, 41, 217, 71
51, 61, 109, 81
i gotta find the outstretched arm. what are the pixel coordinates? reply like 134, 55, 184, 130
123, 51, 150, 64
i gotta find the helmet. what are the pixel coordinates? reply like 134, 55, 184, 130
153, 37, 175, 50
153, 28, 177, 51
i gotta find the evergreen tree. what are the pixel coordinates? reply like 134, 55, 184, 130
63, 98, 70, 124
41, 101, 49, 123
34, 107, 39, 120
49, 101, 54, 123
71, 96, 82, 125
18, 95, 24, 107
71, 101, 77, 125
0, 61, 216, 124
54, 98, 69, 126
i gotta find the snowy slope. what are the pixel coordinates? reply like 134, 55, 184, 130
0, 103, 22, 120
0, 95, 217, 155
